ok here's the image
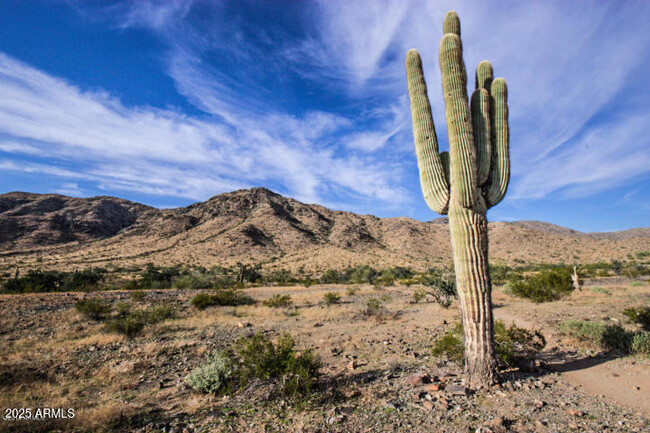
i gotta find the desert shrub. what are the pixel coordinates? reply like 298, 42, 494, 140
493, 321, 546, 367
263, 294, 293, 308
138, 263, 181, 289
509, 267, 574, 302
190, 291, 255, 310
319, 269, 343, 284
185, 352, 236, 394
130, 290, 146, 302
631, 333, 650, 354
146, 305, 175, 323
105, 314, 147, 338
590, 287, 611, 295
323, 291, 341, 305
420, 275, 456, 308
235, 262, 262, 284
559, 320, 634, 353
61, 269, 105, 291
345, 265, 379, 285
389, 266, 414, 280
362, 297, 390, 320
186, 333, 320, 400
346, 286, 358, 296
75, 299, 112, 321
431, 321, 546, 368
622, 306, 650, 331
173, 273, 213, 290
610, 260, 623, 276
412, 288, 427, 303
489, 264, 526, 285
3, 270, 61, 293
264, 269, 295, 285
431, 323, 465, 363
104, 304, 175, 338
115, 302, 133, 319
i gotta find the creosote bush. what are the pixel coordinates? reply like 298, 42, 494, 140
419, 275, 457, 308
622, 306, 650, 331
186, 333, 321, 401
263, 294, 293, 308
75, 299, 112, 321
412, 288, 427, 303
190, 291, 255, 310
559, 319, 650, 355
104, 304, 175, 338
323, 291, 341, 305
508, 268, 574, 302
432, 321, 545, 368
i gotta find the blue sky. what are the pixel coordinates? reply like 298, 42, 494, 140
0, 0, 649, 232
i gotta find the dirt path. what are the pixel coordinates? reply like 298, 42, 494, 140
495, 309, 650, 417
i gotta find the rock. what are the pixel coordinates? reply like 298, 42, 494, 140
347, 360, 356, 370
422, 400, 435, 411
534, 400, 546, 409
489, 416, 505, 427
314, 322, 323, 327
344, 389, 361, 399
237, 322, 251, 328
424, 383, 444, 392
446, 383, 469, 396
407, 374, 430, 386
436, 401, 450, 411
566, 409, 585, 417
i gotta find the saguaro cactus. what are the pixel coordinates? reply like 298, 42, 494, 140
405, 10, 509, 386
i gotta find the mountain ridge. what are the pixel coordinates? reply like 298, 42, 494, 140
0, 188, 648, 271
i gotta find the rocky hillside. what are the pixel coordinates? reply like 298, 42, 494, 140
0, 188, 648, 271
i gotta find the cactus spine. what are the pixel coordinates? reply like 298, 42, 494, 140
406, 10, 510, 386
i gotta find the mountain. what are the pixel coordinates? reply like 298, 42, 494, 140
0, 188, 648, 272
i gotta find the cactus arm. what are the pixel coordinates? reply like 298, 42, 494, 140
406, 49, 450, 215
471, 88, 491, 186
439, 27, 477, 208
485, 78, 510, 207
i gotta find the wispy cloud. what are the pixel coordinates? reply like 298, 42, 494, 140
1, 0, 649, 221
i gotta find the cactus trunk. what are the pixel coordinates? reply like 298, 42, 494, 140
449, 203, 498, 385
406, 10, 510, 387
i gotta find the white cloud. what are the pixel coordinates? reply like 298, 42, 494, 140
0, 51, 408, 207
3, 0, 649, 216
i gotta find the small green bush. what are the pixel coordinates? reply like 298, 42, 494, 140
346, 286, 358, 296
190, 291, 255, 310
105, 314, 146, 338
75, 299, 112, 321
509, 268, 574, 302
364, 298, 383, 316
185, 352, 236, 394
146, 305, 175, 323
263, 294, 293, 308
431, 323, 465, 362
590, 287, 611, 295
631, 332, 650, 354
559, 320, 644, 354
186, 333, 320, 400
104, 304, 175, 338
420, 275, 456, 308
323, 292, 341, 305
431, 321, 546, 368
622, 306, 650, 331
412, 288, 427, 303
130, 290, 146, 302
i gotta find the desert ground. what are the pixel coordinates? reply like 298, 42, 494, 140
1, 275, 648, 433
